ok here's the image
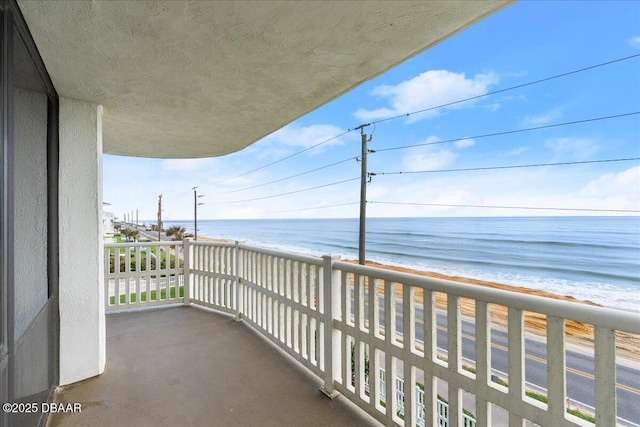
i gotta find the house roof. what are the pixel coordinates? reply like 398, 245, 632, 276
18, 1, 512, 159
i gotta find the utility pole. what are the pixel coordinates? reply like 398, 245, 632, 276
136, 209, 139, 226
157, 194, 163, 241
357, 123, 371, 265
193, 187, 204, 241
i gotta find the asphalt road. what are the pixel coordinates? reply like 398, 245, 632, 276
430, 310, 640, 425
353, 294, 640, 424
138, 228, 173, 242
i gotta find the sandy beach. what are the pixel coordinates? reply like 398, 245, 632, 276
348, 260, 639, 361
195, 236, 231, 243
194, 235, 639, 360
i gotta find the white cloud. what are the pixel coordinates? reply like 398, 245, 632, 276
354, 108, 395, 122
403, 147, 457, 172
355, 70, 498, 123
580, 166, 640, 198
628, 36, 640, 49
544, 137, 599, 159
454, 138, 475, 149
523, 107, 564, 126
161, 158, 221, 172
259, 123, 351, 153
401, 136, 474, 172
367, 183, 390, 200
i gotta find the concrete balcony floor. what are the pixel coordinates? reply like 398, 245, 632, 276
47, 306, 376, 427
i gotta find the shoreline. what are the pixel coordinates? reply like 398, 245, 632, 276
195, 235, 639, 360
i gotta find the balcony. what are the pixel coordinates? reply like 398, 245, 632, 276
49, 240, 640, 426
46, 306, 374, 426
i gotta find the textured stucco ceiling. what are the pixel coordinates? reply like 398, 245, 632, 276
18, 1, 511, 159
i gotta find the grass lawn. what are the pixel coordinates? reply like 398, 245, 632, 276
109, 285, 184, 305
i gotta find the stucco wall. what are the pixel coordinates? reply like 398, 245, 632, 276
14, 87, 49, 341
59, 97, 105, 385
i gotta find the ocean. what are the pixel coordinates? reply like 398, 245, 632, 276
159, 216, 640, 312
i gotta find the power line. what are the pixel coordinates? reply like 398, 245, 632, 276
374, 112, 640, 153
210, 130, 353, 185
160, 189, 192, 198
164, 55, 639, 197
212, 155, 358, 195
369, 201, 640, 213
369, 53, 640, 125
166, 54, 638, 194
213, 177, 360, 204
255, 201, 359, 215
371, 157, 640, 176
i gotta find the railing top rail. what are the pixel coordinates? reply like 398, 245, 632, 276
189, 240, 236, 248
105, 241, 184, 248
333, 260, 640, 334
238, 243, 324, 266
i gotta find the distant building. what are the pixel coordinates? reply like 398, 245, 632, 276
103, 202, 115, 236
103, 211, 115, 236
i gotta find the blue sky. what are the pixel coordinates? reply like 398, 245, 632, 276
104, 1, 640, 222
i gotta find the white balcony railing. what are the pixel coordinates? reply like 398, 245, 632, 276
104, 239, 640, 426
105, 241, 185, 311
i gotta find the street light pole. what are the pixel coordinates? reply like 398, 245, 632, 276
193, 187, 204, 241
157, 194, 163, 241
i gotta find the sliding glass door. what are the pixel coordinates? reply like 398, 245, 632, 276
0, 2, 59, 426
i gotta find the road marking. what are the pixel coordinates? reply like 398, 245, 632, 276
363, 298, 640, 397
431, 324, 640, 396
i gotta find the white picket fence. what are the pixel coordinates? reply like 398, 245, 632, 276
104, 241, 185, 310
